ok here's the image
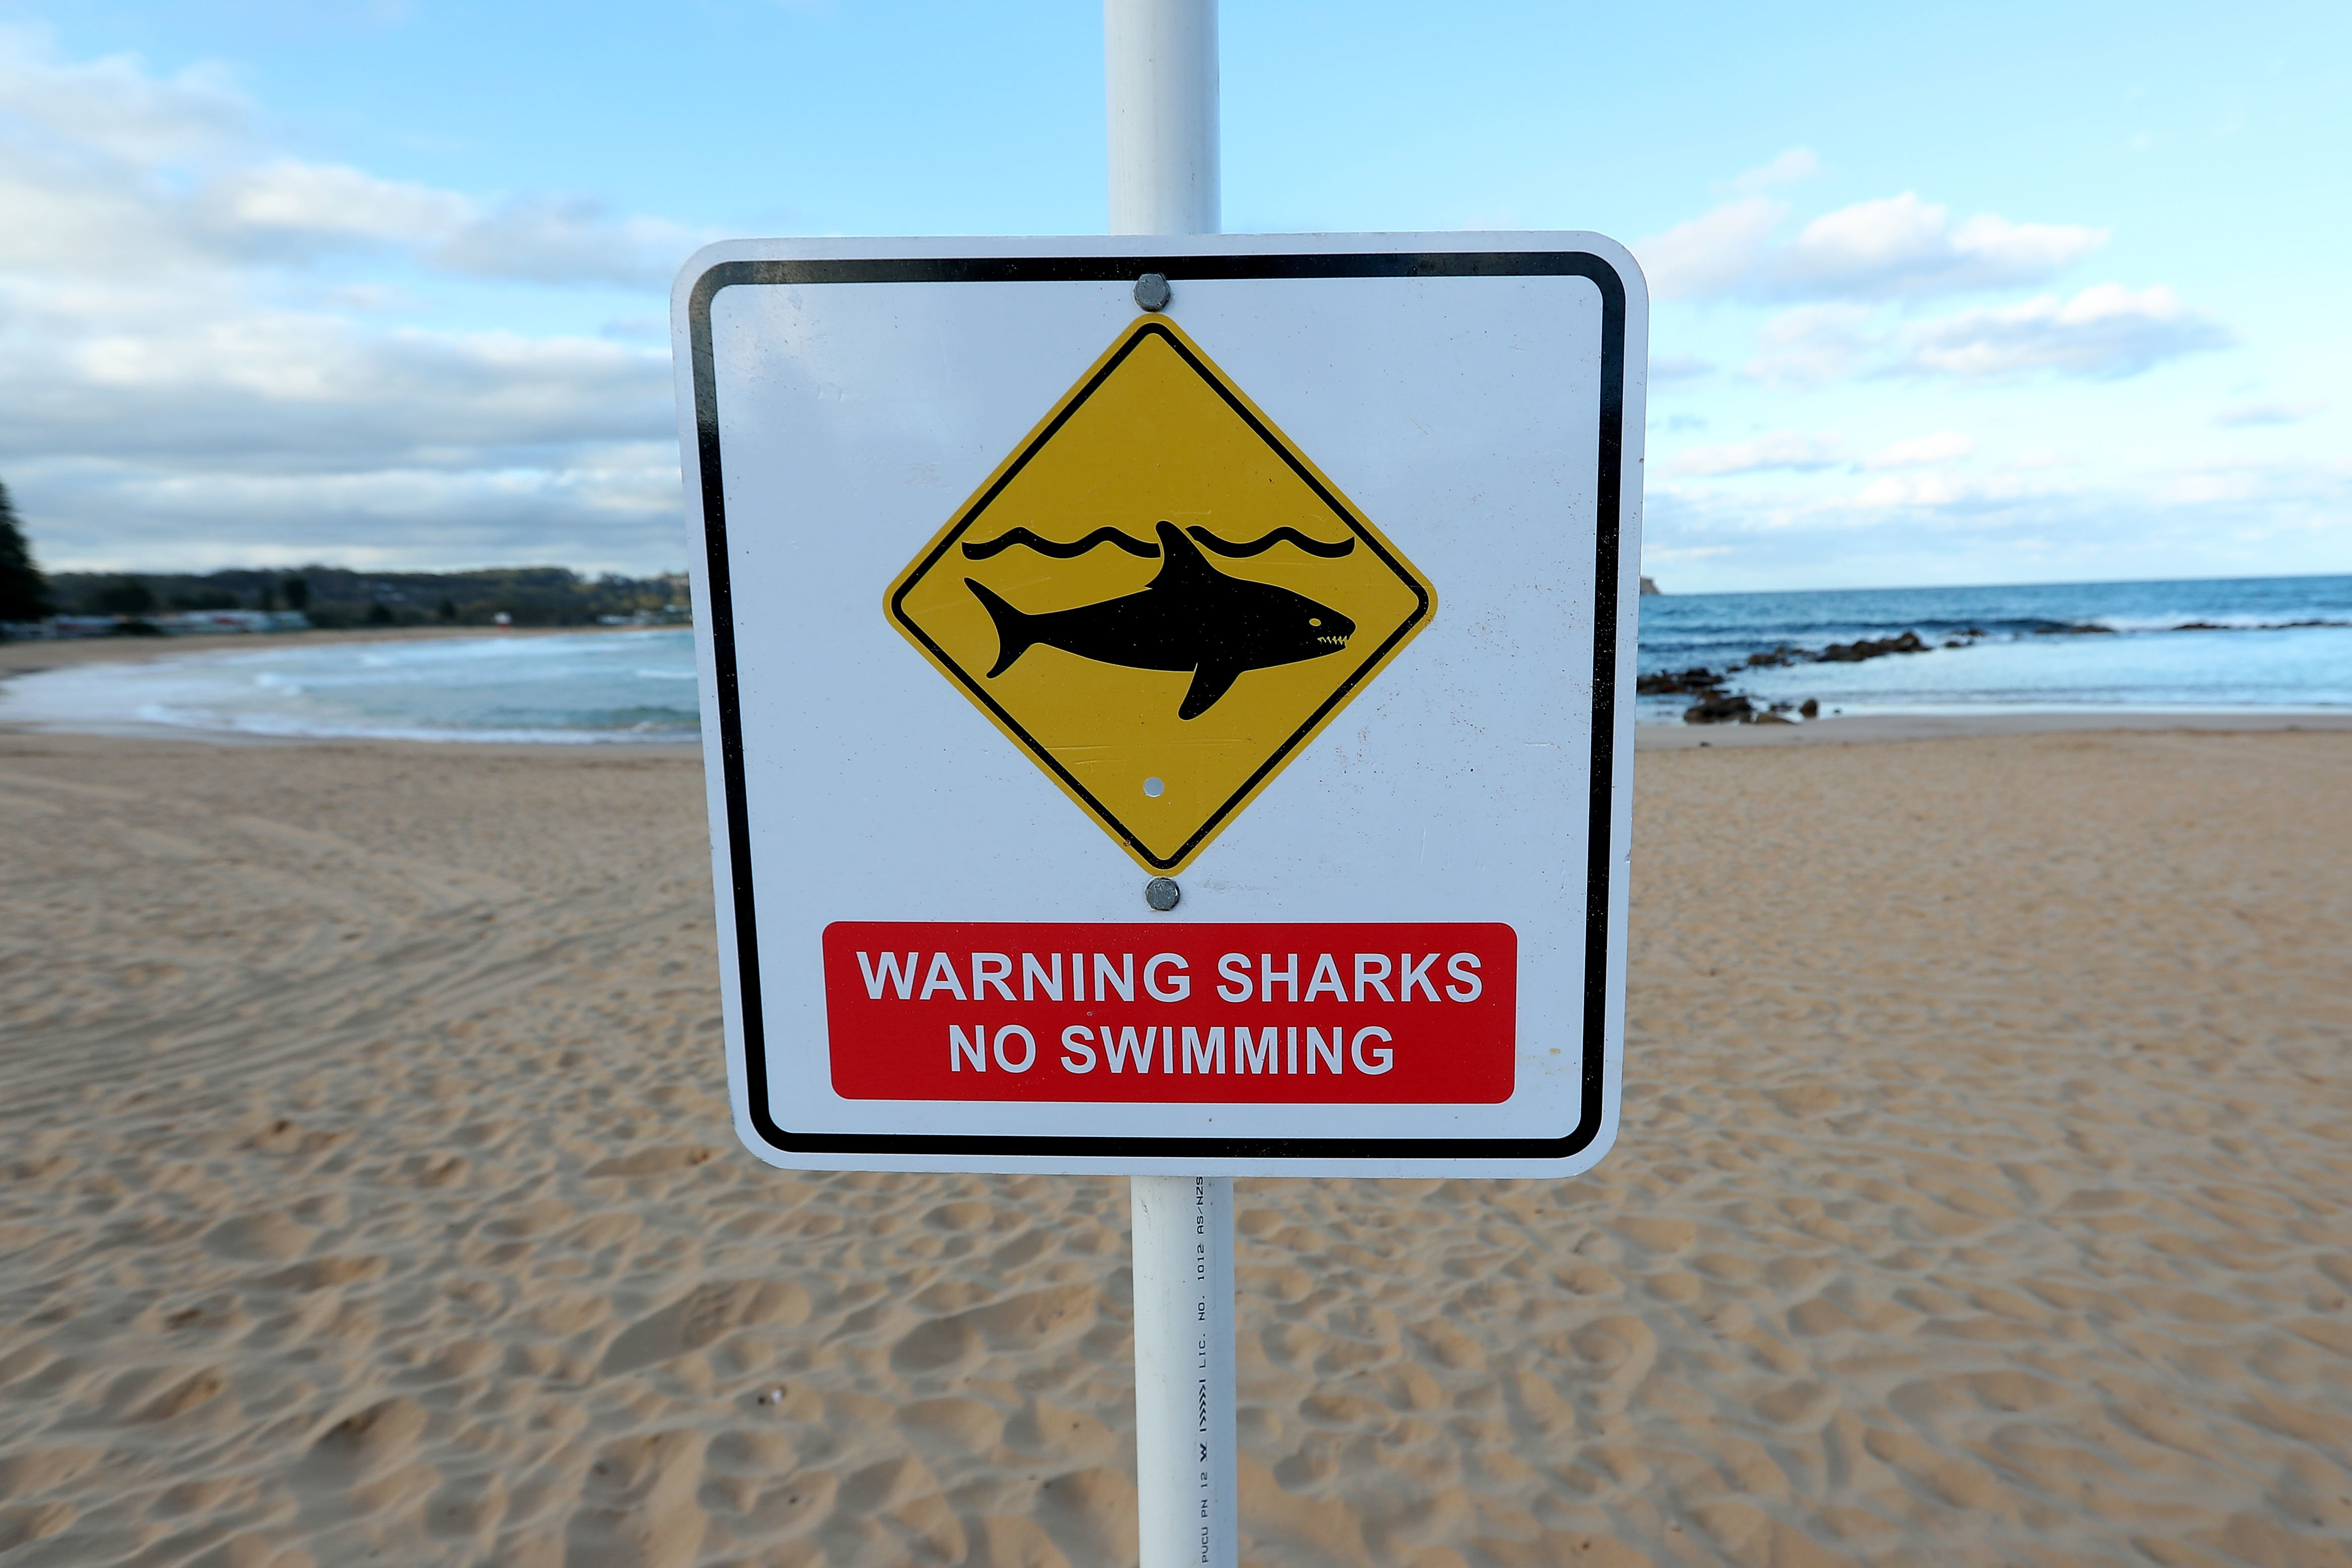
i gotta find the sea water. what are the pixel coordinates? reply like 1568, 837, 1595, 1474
0, 630, 701, 743
1636, 574, 2352, 723
5, 575, 2347, 742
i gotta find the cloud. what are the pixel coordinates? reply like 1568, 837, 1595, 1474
2214, 399, 2322, 428
13, 314, 668, 469
1637, 189, 2105, 304
1898, 284, 2233, 379
1662, 429, 1978, 481
1649, 353, 1715, 382
1863, 432, 1973, 468
1776, 193, 2106, 300
1730, 147, 1819, 194
1663, 431, 1844, 477
1851, 471, 1973, 508
433, 198, 699, 288
1742, 304, 1877, 387
207, 159, 473, 244
37, 444, 683, 574
0, 25, 250, 162
192, 161, 697, 285
1742, 287, 2228, 386
0, 31, 694, 285
1642, 456, 2352, 590
1634, 197, 1784, 302
0, 28, 698, 572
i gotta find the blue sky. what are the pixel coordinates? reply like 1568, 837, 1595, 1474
2, 0, 2345, 588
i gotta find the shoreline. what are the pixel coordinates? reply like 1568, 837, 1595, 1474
5, 628, 2348, 750
0, 624, 700, 748
1632, 706, 2352, 747
0, 621, 666, 680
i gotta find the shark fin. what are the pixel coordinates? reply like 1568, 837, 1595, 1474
966, 579, 1037, 677
1151, 520, 1218, 587
1178, 661, 1244, 720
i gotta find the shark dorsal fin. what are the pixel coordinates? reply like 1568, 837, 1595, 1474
1150, 521, 1218, 588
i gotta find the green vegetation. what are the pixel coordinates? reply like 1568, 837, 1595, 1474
44, 565, 690, 629
0, 483, 51, 627
89, 578, 158, 616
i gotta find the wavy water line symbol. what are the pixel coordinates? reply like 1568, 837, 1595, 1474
962, 525, 1355, 562
962, 527, 1159, 560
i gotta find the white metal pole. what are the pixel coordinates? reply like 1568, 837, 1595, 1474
1107, 6, 1231, 1566
1130, 1174, 1238, 1568
1106, 0, 1220, 236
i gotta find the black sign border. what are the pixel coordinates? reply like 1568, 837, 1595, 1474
687, 249, 1629, 1163
889, 317, 1432, 873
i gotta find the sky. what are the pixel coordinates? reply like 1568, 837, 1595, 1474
1, 0, 2345, 591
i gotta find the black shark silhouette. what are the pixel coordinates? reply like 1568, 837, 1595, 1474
966, 521, 1355, 719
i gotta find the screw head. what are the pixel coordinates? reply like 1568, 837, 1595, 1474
1144, 876, 1180, 912
1133, 273, 1172, 313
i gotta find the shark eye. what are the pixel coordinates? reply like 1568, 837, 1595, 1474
1308, 617, 1322, 627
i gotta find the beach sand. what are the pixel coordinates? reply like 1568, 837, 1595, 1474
2, 726, 2347, 1566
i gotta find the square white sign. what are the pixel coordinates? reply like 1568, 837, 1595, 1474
672, 232, 1648, 1177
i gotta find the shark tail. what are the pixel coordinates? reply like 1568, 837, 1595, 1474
965, 579, 1038, 677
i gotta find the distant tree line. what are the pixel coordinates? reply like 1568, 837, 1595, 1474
43, 565, 691, 629
0, 482, 688, 636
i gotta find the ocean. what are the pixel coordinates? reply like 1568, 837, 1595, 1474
1634, 574, 2352, 725
0, 630, 702, 744
5, 575, 2346, 742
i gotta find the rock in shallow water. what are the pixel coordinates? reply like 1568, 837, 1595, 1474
1682, 694, 1755, 724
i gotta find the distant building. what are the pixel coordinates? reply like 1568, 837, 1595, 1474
13, 610, 311, 639
150, 610, 312, 635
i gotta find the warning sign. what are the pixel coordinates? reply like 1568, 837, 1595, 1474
675, 235, 1649, 1177
886, 317, 1435, 873
823, 922, 1516, 1103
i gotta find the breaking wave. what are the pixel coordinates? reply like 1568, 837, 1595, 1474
0, 631, 702, 744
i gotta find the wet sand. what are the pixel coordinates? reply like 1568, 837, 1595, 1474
2, 727, 2347, 1566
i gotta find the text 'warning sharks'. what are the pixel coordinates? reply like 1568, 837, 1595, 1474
823, 922, 1517, 1104
887, 317, 1436, 874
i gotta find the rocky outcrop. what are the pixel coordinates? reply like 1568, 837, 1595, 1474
1682, 694, 1754, 725
1818, 630, 1927, 662
1637, 667, 1724, 697
1639, 576, 1661, 596
1645, 626, 1939, 723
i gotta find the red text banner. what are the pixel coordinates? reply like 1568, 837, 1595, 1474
821, 923, 1516, 1103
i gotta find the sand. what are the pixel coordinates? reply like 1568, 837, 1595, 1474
2, 724, 2348, 1567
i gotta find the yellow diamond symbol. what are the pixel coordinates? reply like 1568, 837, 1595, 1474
886, 316, 1436, 874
